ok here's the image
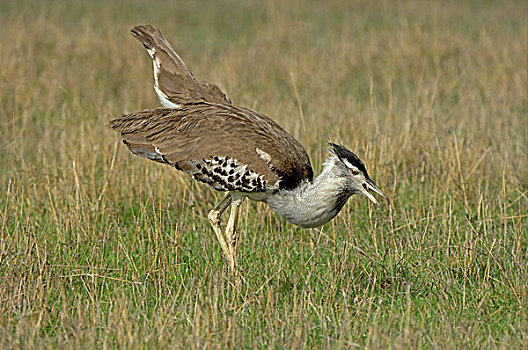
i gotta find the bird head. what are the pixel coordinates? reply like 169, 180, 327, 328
329, 143, 389, 206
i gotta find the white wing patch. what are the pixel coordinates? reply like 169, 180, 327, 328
256, 148, 272, 163
155, 85, 180, 108
147, 48, 181, 109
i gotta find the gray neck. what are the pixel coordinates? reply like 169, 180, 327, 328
264, 156, 353, 228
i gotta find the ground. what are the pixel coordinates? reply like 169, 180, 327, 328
0, 0, 526, 348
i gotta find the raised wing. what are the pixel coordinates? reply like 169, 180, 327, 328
131, 25, 231, 107
109, 103, 313, 192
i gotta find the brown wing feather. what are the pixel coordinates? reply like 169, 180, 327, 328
109, 102, 313, 192
131, 25, 230, 106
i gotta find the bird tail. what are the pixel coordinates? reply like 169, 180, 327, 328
108, 108, 171, 164
130, 25, 231, 107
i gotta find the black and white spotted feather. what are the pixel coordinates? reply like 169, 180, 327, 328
182, 156, 268, 192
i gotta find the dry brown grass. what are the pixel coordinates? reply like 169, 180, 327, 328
0, 0, 526, 348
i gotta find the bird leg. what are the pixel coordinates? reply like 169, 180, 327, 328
207, 194, 233, 270
225, 198, 243, 274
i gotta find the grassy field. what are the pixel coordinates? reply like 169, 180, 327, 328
0, 0, 526, 348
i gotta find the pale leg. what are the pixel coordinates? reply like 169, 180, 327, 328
207, 194, 233, 269
225, 198, 243, 274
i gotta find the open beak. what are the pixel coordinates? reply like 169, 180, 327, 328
362, 180, 390, 207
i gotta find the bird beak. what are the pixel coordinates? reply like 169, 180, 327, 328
362, 179, 389, 206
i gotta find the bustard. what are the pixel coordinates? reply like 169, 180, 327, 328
110, 25, 389, 274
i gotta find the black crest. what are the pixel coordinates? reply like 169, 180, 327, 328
329, 143, 370, 178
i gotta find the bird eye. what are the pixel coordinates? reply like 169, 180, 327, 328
351, 169, 359, 176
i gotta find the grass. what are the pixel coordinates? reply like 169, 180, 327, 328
0, 0, 526, 348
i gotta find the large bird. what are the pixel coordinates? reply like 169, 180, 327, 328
110, 25, 389, 274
